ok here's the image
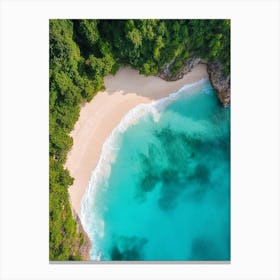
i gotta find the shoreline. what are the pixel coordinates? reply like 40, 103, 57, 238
65, 64, 208, 215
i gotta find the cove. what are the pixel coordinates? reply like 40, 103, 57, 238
81, 79, 230, 261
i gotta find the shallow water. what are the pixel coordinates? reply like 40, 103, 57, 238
81, 79, 230, 261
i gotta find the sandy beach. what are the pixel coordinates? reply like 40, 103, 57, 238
65, 64, 208, 215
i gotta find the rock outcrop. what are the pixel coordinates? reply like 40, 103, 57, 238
207, 61, 230, 107
158, 56, 206, 81
73, 211, 91, 260
158, 55, 230, 107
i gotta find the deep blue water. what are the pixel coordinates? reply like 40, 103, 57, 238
81, 79, 230, 261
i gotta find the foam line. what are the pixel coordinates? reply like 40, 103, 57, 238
80, 78, 209, 260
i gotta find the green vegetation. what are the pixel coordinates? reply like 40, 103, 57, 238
97, 19, 230, 75
49, 19, 230, 260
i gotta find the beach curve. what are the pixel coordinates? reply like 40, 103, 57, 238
65, 64, 208, 215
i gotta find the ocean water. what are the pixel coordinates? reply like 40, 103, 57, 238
81, 79, 230, 261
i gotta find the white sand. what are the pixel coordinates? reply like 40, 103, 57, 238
65, 64, 208, 215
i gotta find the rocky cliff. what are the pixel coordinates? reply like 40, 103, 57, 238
158, 56, 230, 107
158, 56, 206, 81
73, 210, 91, 260
207, 61, 230, 107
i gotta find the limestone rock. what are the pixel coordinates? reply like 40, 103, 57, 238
207, 61, 230, 107
158, 55, 205, 81
73, 211, 91, 261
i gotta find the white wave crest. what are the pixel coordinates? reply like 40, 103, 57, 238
80, 77, 208, 260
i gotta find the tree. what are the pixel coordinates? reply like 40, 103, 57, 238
49, 18, 230, 260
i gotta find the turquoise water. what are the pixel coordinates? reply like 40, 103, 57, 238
81, 79, 230, 261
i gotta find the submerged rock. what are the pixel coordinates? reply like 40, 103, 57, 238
110, 236, 148, 261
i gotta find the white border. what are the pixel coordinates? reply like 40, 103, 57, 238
0, 0, 279, 279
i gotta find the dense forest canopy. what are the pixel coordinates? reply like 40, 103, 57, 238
49, 19, 230, 260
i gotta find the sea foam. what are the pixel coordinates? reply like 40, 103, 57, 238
80, 78, 209, 259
